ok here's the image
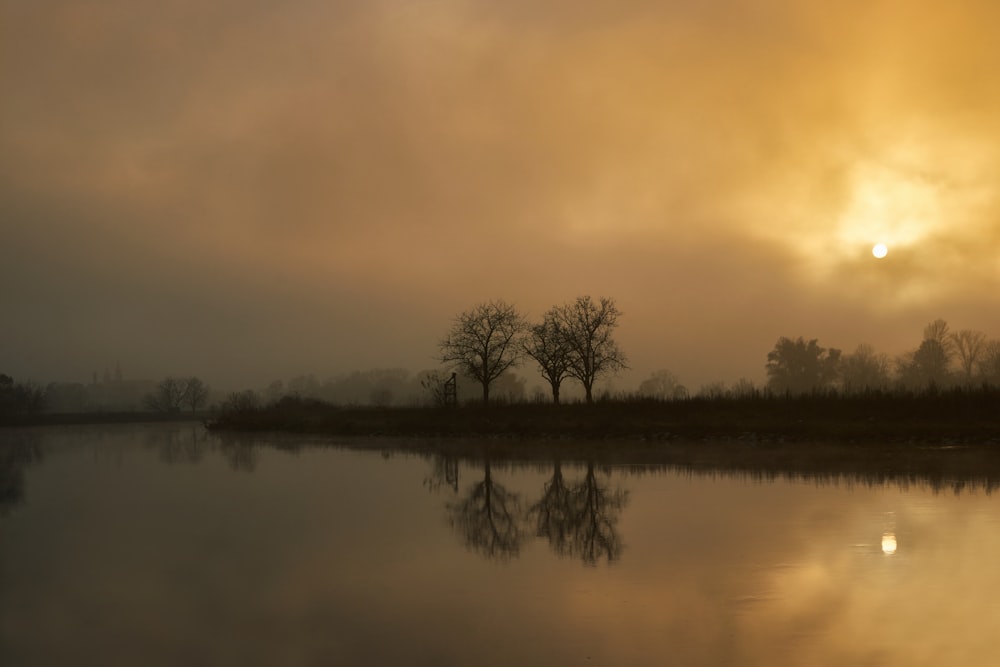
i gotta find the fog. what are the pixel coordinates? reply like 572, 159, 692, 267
3, 0, 1000, 392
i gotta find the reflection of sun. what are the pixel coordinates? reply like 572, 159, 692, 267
882, 532, 897, 555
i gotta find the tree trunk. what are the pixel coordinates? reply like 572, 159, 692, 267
550, 382, 561, 405
584, 383, 594, 403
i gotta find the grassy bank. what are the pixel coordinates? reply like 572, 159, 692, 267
205, 390, 1000, 444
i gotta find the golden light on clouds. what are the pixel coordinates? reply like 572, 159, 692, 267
3, 0, 1000, 386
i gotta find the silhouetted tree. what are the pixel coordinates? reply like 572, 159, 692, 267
181, 377, 210, 412
950, 329, 987, 384
144, 377, 186, 412
554, 296, 627, 403
0, 374, 45, 416
438, 300, 527, 404
923, 318, 954, 356
637, 369, 687, 400
221, 389, 260, 414
840, 343, 890, 393
417, 369, 451, 406
447, 461, 524, 560
524, 314, 572, 404
899, 338, 951, 389
978, 340, 1000, 386
896, 320, 958, 390
765, 337, 841, 394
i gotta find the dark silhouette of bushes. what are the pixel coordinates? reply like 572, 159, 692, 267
206, 386, 1000, 444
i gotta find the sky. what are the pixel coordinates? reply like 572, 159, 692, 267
3, 0, 1000, 392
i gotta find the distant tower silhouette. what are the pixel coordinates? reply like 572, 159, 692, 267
443, 372, 457, 407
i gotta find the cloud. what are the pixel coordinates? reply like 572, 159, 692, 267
3, 0, 1000, 387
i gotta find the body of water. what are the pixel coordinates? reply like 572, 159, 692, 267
2, 423, 1000, 665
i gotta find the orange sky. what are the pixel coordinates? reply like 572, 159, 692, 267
3, 0, 1000, 390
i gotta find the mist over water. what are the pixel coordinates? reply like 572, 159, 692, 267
3, 424, 1000, 665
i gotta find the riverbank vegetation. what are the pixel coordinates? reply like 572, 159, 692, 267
206, 388, 1000, 444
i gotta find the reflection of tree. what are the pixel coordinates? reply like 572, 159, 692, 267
149, 426, 207, 465
425, 455, 459, 493
218, 438, 257, 472
532, 462, 628, 566
569, 462, 628, 565
528, 461, 575, 554
0, 432, 43, 516
447, 461, 524, 560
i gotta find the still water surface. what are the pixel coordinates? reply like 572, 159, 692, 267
3, 424, 1000, 666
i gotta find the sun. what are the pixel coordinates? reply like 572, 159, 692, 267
834, 155, 944, 259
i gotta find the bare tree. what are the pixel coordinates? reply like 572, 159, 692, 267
637, 369, 687, 400
950, 329, 986, 384
840, 343, 890, 393
182, 377, 210, 412
524, 313, 572, 404
417, 369, 450, 406
554, 296, 627, 403
923, 319, 955, 358
977, 339, 1000, 386
144, 377, 186, 412
221, 389, 260, 414
438, 300, 527, 404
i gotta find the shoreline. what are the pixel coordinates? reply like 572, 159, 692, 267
203, 392, 1000, 445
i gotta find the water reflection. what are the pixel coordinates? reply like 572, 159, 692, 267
7, 426, 1000, 666
148, 424, 208, 465
447, 460, 525, 560
424, 454, 459, 493
440, 458, 630, 564
531, 461, 628, 565
0, 430, 42, 515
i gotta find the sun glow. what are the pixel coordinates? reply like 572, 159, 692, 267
836, 158, 944, 254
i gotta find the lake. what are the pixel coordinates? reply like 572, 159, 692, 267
3, 423, 1000, 666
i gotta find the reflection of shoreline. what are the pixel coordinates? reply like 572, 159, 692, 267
358, 437, 1000, 495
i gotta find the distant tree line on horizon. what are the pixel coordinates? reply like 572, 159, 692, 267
763, 318, 1000, 396
6, 308, 1000, 419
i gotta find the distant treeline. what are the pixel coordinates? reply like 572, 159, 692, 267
6, 314, 1000, 420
